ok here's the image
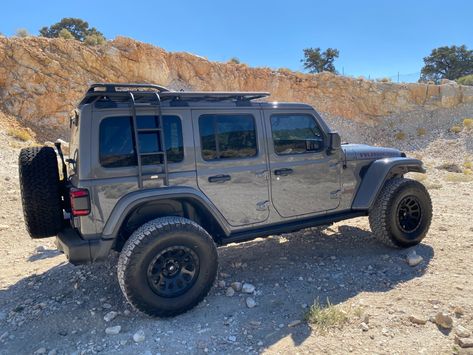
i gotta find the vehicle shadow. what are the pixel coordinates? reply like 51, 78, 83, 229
0, 222, 434, 354
27, 247, 62, 262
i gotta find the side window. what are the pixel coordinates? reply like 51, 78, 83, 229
99, 116, 135, 167
99, 115, 184, 168
199, 114, 257, 160
270, 114, 324, 155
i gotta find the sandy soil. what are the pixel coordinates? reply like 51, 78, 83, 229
0, 127, 473, 355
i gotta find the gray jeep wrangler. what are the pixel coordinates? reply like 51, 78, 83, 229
18, 83, 432, 317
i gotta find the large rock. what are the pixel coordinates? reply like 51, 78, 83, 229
434, 312, 453, 329
409, 315, 427, 325
105, 326, 121, 335
103, 311, 118, 322
1, 36, 472, 141
241, 283, 255, 294
406, 251, 423, 267
133, 330, 145, 343
456, 325, 472, 338
455, 336, 473, 349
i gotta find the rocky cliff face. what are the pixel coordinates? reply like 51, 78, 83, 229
1, 36, 473, 139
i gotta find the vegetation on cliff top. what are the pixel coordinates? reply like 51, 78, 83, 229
39, 18, 105, 45
420, 45, 473, 84
301, 47, 339, 74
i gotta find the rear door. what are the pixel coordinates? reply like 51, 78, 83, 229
263, 109, 341, 218
193, 109, 270, 227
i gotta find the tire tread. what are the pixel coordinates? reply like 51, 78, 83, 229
117, 216, 217, 317
369, 178, 432, 248
18, 146, 63, 238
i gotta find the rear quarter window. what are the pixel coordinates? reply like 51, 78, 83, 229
99, 115, 184, 168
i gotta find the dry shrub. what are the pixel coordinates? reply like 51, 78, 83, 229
305, 299, 349, 332
463, 118, 473, 129
450, 125, 463, 134
416, 128, 427, 136
444, 173, 473, 183
278, 68, 294, 75
395, 131, 406, 140
7, 127, 32, 142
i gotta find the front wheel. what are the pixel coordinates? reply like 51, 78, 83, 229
369, 178, 432, 248
117, 217, 218, 317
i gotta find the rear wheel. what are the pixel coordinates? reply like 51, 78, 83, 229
369, 178, 432, 248
18, 146, 64, 238
117, 217, 218, 317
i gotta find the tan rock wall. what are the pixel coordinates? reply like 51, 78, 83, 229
1, 36, 472, 138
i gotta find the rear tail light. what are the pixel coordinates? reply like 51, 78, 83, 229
69, 188, 91, 216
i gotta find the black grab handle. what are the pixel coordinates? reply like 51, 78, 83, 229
208, 174, 231, 183
274, 168, 293, 176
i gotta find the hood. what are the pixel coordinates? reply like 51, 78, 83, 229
342, 144, 403, 161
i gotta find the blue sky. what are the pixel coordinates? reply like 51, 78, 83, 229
1, 0, 472, 82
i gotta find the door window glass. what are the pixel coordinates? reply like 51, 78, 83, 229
270, 114, 324, 155
199, 114, 257, 160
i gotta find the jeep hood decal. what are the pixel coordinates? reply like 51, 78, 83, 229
342, 144, 402, 161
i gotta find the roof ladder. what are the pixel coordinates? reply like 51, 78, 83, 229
155, 92, 169, 187
129, 92, 169, 189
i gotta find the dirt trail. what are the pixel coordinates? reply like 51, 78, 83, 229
1, 128, 473, 355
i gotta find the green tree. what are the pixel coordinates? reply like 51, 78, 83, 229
228, 57, 241, 64
301, 47, 339, 73
15, 28, 29, 37
420, 45, 473, 83
58, 28, 74, 40
39, 17, 105, 42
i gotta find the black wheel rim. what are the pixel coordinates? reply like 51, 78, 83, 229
147, 246, 200, 298
396, 195, 422, 234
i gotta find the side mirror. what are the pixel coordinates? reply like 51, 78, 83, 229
328, 132, 341, 154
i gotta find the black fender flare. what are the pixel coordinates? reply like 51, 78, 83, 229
352, 157, 425, 210
101, 187, 231, 239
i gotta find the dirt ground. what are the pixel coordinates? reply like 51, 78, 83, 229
1, 127, 473, 355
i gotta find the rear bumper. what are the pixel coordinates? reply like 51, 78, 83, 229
55, 228, 113, 265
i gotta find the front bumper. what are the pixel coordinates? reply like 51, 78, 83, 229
55, 228, 113, 265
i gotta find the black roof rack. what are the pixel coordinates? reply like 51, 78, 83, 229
87, 83, 171, 93
80, 83, 270, 106
160, 91, 270, 101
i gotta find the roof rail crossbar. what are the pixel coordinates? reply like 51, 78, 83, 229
159, 91, 270, 101
87, 83, 170, 93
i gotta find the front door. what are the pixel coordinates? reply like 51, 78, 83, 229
263, 110, 341, 218
193, 109, 270, 227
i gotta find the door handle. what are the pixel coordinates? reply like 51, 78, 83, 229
208, 174, 231, 183
274, 168, 293, 176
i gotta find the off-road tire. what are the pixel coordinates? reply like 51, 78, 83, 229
369, 178, 432, 248
117, 217, 218, 317
18, 146, 64, 239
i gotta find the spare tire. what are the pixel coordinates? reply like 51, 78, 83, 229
19, 146, 64, 238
